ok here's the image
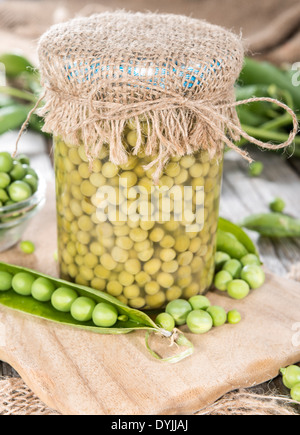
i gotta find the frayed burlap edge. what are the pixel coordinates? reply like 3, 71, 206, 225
0, 377, 59, 415
1, 377, 298, 416
197, 388, 299, 415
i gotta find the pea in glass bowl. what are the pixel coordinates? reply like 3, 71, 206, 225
0, 174, 46, 252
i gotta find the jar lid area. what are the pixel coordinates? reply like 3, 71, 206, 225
38, 11, 244, 99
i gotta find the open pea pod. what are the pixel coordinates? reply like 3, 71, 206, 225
0, 262, 194, 363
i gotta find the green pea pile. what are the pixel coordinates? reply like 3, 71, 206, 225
0, 152, 38, 211
0, 270, 120, 327
54, 121, 223, 310
280, 365, 300, 403
214, 251, 265, 300
155, 295, 241, 334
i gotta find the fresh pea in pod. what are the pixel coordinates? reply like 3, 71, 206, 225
240, 213, 300, 238
0, 262, 193, 363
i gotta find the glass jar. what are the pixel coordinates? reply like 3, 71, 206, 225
54, 127, 223, 310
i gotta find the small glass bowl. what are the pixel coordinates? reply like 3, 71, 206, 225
0, 174, 46, 252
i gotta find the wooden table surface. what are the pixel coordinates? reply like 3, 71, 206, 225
0, 131, 299, 401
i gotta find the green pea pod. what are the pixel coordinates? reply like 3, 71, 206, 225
0, 94, 14, 108
0, 105, 30, 135
293, 145, 300, 158
235, 84, 270, 101
235, 84, 274, 117
29, 114, 50, 138
218, 217, 260, 257
240, 213, 300, 238
0, 53, 35, 78
216, 230, 248, 260
236, 105, 269, 127
239, 58, 300, 110
240, 124, 300, 147
0, 262, 194, 363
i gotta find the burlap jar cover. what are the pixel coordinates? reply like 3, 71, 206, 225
31, 11, 298, 180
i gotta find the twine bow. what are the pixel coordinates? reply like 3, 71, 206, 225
14, 91, 299, 182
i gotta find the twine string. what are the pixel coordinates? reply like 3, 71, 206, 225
13, 92, 46, 157
14, 93, 298, 172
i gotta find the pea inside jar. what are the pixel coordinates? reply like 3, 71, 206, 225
54, 120, 223, 310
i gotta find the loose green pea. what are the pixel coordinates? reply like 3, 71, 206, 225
155, 312, 175, 332
10, 160, 27, 180
227, 310, 242, 324
291, 384, 300, 402
8, 181, 32, 202
269, 198, 285, 213
20, 241, 35, 254
206, 306, 227, 327
188, 295, 211, 311
280, 365, 300, 389
240, 265, 265, 289
0, 189, 9, 203
17, 154, 30, 165
12, 272, 35, 296
166, 299, 192, 326
249, 161, 264, 177
186, 310, 213, 334
240, 254, 261, 267
26, 167, 38, 179
0, 271, 13, 291
227, 280, 250, 300
223, 259, 242, 279
215, 251, 231, 271
31, 277, 55, 302
51, 287, 78, 313
71, 297, 96, 322
214, 270, 233, 291
23, 174, 38, 193
0, 172, 10, 189
0, 152, 13, 173
92, 302, 118, 327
